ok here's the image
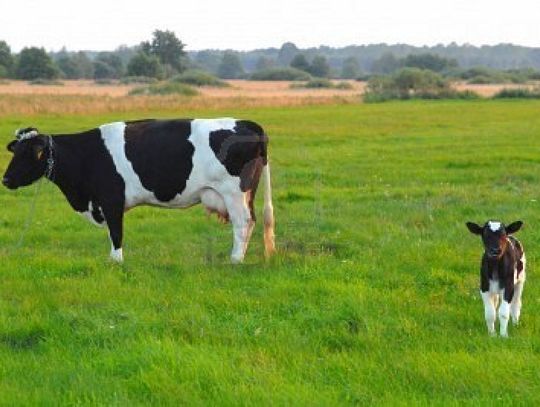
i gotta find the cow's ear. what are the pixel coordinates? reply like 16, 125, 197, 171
506, 221, 523, 234
466, 222, 483, 235
7, 140, 17, 153
32, 143, 45, 160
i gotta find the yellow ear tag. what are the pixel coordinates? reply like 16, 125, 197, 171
37, 150, 43, 160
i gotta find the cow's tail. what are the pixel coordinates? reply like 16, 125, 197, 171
262, 161, 276, 258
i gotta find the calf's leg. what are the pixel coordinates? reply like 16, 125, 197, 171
481, 291, 496, 336
511, 280, 524, 325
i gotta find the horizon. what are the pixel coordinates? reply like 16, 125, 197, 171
9, 41, 540, 55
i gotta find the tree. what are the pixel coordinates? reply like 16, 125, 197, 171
93, 61, 116, 79
290, 54, 310, 72
141, 29, 187, 73
341, 56, 360, 79
127, 52, 163, 78
56, 51, 95, 79
277, 42, 299, 66
0, 40, 13, 77
371, 52, 400, 74
72, 52, 94, 79
217, 51, 244, 79
308, 55, 330, 77
16, 47, 58, 80
401, 53, 458, 72
255, 56, 274, 71
195, 50, 222, 74
96, 52, 124, 78
57, 55, 79, 79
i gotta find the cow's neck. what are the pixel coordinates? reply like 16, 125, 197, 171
47, 134, 89, 212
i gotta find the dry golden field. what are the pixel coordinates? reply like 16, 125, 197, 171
0, 79, 534, 117
0, 80, 363, 116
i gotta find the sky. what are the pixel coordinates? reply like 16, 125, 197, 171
1, 0, 539, 52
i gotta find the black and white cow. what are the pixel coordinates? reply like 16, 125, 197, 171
2, 119, 275, 263
466, 220, 526, 337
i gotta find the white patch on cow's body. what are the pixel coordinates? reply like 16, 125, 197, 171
79, 202, 105, 227
488, 221, 502, 232
100, 122, 155, 209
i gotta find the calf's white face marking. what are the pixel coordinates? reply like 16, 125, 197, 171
488, 221, 501, 232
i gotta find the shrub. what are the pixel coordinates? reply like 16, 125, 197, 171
457, 67, 532, 84
94, 79, 115, 85
250, 67, 312, 81
29, 78, 64, 86
292, 78, 333, 88
170, 70, 228, 87
129, 81, 198, 96
290, 79, 354, 90
364, 68, 479, 102
334, 81, 354, 90
492, 88, 540, 99
120, 76, 158, 84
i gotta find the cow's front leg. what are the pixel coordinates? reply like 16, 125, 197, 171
102, 205, 124, 263
481, 291, 496, 336
499, 286, 514, 338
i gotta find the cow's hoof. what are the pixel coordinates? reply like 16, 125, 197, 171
230, 255, 244, 264
110, 248, 124, 263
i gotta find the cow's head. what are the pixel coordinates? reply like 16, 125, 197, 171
466, 220, 523, 259
2, 128, 48, 190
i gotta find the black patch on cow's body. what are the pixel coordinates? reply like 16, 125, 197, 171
209, 120, 268, 193
124, 120, 195, 202
18, 129, 127, 248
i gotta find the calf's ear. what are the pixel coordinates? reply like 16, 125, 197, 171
466, 222, 483, 235
506, 221, 523, 234
6, 140, 17, 153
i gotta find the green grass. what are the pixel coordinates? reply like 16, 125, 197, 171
1, 100, 540, 404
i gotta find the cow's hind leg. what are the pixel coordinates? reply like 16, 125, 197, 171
511, 280, 525, 325
224, 192, 253, 264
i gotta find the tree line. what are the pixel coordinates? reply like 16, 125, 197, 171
1, 32, 540, 81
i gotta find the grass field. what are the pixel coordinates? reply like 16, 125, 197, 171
1, 100, 540, 404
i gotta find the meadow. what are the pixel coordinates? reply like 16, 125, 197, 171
1, 99, 540, 404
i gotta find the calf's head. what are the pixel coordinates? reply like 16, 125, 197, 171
466, 220, 523, 259
3, 128, 48, 190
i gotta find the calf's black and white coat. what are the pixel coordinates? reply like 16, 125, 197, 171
2, 119, 275, 263
466, 220, 526, 337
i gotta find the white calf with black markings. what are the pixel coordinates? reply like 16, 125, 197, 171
466, 220, 526, 337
